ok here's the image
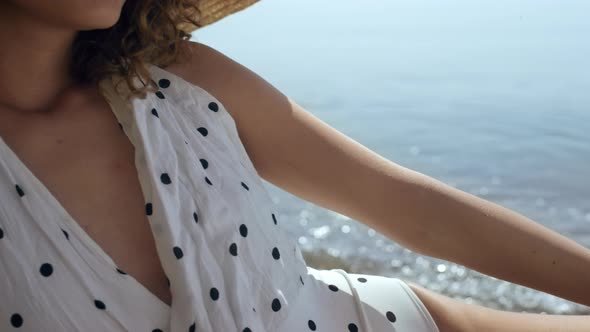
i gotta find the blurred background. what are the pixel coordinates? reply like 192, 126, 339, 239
191, 0, 590, 315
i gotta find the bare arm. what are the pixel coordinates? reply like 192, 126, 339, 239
179, 40, 590, 307
369, 167, 590, 307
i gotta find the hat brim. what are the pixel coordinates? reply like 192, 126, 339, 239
178, 0, 261, 33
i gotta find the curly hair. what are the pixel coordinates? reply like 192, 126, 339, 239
70, 0, 203, 100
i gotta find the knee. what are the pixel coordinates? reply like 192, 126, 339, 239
404, 280, 476, 332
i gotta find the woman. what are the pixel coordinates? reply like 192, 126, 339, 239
0, 0, 588, 331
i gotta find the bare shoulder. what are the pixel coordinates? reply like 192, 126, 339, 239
158, 39, 296, 177
164, 40, 232, 87
160, 40, 256, 124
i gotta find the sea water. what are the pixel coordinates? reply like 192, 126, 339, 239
196, 0, 590, 314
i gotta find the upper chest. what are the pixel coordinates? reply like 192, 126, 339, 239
0, 62, 211, 247
0, 88, 141, 228
0, 85, 174, 304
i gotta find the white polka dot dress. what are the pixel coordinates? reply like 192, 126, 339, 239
0, 63, 439, 332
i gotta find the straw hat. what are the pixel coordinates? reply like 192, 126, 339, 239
178, 0, 261, 33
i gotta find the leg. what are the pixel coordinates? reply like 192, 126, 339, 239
405, 281, 590, 332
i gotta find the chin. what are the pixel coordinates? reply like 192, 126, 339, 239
76, 0, 127, 30
8, 0, 126, 31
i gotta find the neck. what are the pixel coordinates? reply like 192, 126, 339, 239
0, 2, 78, 114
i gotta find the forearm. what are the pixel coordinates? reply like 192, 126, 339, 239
381, 170, 590, 307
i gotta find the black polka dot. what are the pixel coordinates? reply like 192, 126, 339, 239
386, 310, 397, 322
199, 158, 208, 169
208, 102, 219, 112
116, 268, 127, 275
272, 213, 277, 225
173, 246, 184, 259
348, 323, 358, 332
210, 287, 219, 301
160, 173, 172, 184
0, 227, 4, 239
271, 298, 281, 312
189, 322, 196, 332
328, 284, 339, 292
239, 224, 248, 237
229, 243, 238, 256
146, 203, 153, 216
357, 277, 367, 283
151, 108, 159, 118
193, 211, 199, 224
15, 184, 25, 197
155, 91, 165, 99
197, 127, 208, 136
241, 182, 249, 191
308, 319, 316, 330
10, 313, 23, 327
272, 247, 280, 260
94, 299, 106, 310
158, 78, 170, 89
252, 307, 256, 312
300, 275, 305, 285
152, 329, 163, 332
242, 328, 251, 332
61, 228, 69, 240
39, 263, 53, 277
205, 177, 212, 185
